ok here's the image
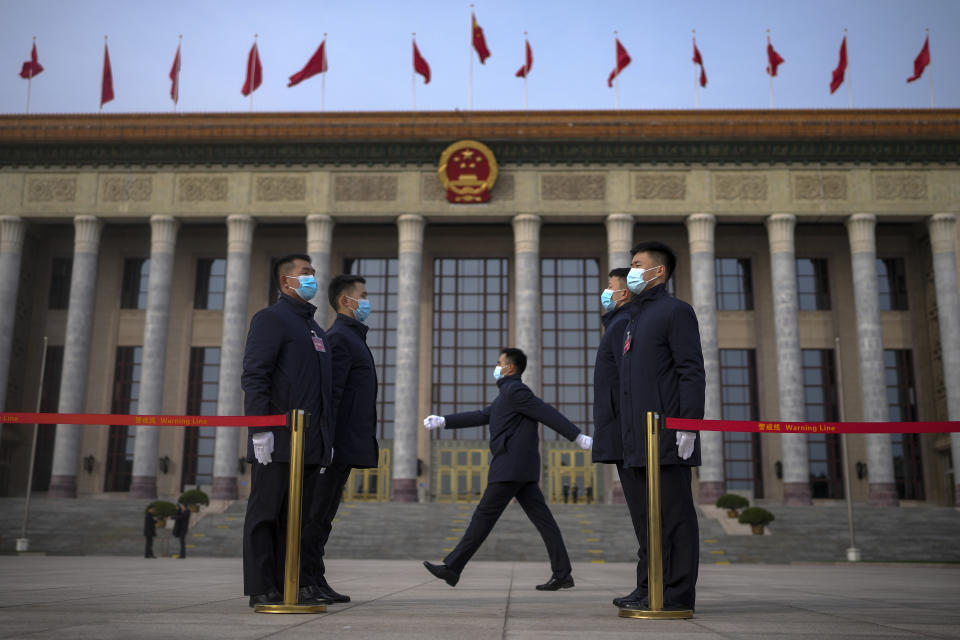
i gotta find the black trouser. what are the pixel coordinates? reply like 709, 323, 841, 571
444, 481, 571, 579
302, 463, 351, 584
617, 463, 699, 608
242, 460, 322, 596
144, 535, 154, 558
178, 535, 186, 558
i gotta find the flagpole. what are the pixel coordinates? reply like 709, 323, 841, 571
174, 34, 182, 114
693, 30, 699, 109
412, 33, 416, 112
25, 36, 35, 115
845, 29, 852, 109
523, 31, 528, 110
927, 28, 934, 108
321, 33, 327, 112
469, 5, 474, 110
767, 30, 773, 109
100, 35, 107, 114
613, 31, 619, 110
249, 34, 257, 112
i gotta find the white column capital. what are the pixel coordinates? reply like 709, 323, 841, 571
0, 216, 26, 253
397, 214, 425, 253
512, 214, 542, 253
765, 213, 797, 254
605, 213, 634, 256
685, 213, 716, 254
306, 214, 335, 254
846, 213, 877, 254
149, 215, 179, 254
226, 214, 255, 254
928, 213, 958, 254
73, 216, 103, 254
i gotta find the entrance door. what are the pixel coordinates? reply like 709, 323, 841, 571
434, 446, 488, 502
548, 449, 597, 504
343, 447, 391, 502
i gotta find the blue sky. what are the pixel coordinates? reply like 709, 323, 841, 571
1, 0, 956, 114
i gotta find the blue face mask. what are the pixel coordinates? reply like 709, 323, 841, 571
626, 267, 661, 295
347, 296, 372, 322
285, 274, 318, 301
493, 365, 503, 381
600, 288, 626, 312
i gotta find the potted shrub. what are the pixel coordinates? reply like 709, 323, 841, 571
148, 500, 177, 528
738, 506, 775, 535
715, 493, 750, 518
179, 489, 210, 513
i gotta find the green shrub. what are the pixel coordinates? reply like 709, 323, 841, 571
715, 494, 750, 511
178, 488, 210, 506
738, 507, 775, 526
147, 500, 177, 519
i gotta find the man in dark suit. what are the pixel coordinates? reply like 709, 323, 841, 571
143, 506, 157, 558
241, 253, 335, 608
616, 241, 705, 612
172, 503, 190, 559
422, 348, 593, 590
301, 274, 380, 604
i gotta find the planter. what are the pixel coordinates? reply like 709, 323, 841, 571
750, 524, 765, 535
155, 518, 167, 529
726, 510, 739, 519
188, 504, 200, 513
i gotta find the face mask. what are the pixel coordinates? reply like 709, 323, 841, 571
346, 296, 372, 322
493, 365, 503, 381
600, 288, 626, 312
626, 267, 661, 295
285, 274, 318, 301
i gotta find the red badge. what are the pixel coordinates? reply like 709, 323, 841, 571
312, 335, 326, 352
623, 331, 632, 355
437, 139, 499, 204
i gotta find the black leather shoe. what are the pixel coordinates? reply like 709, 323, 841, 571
423, 561, 460, 587
248, 591, 282, 608
612, 590, 646, 607
618, 596, 650, 610
299, 586, 332, 605
316, 578, 350, 603
535, 575, 574, 591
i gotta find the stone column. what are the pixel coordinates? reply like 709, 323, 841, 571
391, 214, 425, 502
129, 216, 179, 499
48, 216, 104, 498
306, 214, 335, 325
846, 214, 897, 506
212, 215, 255, 500
766, 214, 812, 505
927, 214, 960, 502
605, 214, 633, 503
685, 214, 724, 503
0, 217, 26, 419
513, 215, 542, 396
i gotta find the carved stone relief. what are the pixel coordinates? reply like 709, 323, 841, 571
334, 175, 398, 201
26, 176, 77, 202
713, 173, 767, 201
101, 176, 153, 202
255, 175, 306, 202
792, 173, 847, 200
541, 174, 605, 200
633, 173, 686, 200
873, 172, 928, 200
177, 176, 229, 202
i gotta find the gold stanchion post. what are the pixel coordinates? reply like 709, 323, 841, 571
619, 411, 693, 620
255, 409, 326, 614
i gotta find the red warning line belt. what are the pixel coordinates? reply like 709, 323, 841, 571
666, 417, 960, 434
0, 412, 286, 427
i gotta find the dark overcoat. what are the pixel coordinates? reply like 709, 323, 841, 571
172, 508, 190, 538
143, 512, 156, 538
326, 313, 380, 469
591, 304, 631, 463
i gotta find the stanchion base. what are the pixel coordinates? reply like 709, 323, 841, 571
254, 603, 327, 614
618, 607, 693, 620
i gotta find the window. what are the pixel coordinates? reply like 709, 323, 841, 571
432, 258, 509, 440
541, 258, 601, 439
120, 257, 150, 309
194, 258, 226, 310
345, 258, 398, 439
715, 258, 754, 311
802, 349, 844, 499
48, 257, 72, 309
181, 347, 219, 490
796, 258, 831, 311
720, 349, 763, 498
31, 345, 64, 492
104, 346, 143, 492
877, 258, 908, 311
885, 349, 924, 500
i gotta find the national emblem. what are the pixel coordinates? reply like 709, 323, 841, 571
437, 139, 498, 203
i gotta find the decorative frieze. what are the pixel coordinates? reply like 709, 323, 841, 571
26, 176, 76, 202
792, 173, 847, 200
713, 173, 767, 201
255, 175, 306, 202
334, 175, 398, 201
541, 174, 605, 201
873, 172, 928, 200
633, 173, 686, 200
177, 176, 228, 202
101, 175, 153, 202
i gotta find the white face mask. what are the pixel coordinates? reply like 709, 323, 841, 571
627, 266, 661, 294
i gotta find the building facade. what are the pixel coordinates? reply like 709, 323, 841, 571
0, 110, 958, 507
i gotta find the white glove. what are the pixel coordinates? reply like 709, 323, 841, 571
252, 432, 274, 465
423, 415, 445, 430
575, 433, 593, 450
676, 431, 696, 460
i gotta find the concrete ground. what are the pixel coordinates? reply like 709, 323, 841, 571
1, 556, 959, 639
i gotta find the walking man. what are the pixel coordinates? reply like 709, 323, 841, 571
143, 506, 157, 558
422, 348, 593, 590
616, 241, 704, 612
241, 253, 334, 608
172, 503, 190, 559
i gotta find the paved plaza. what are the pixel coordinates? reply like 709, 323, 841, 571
1, 556, 959, 639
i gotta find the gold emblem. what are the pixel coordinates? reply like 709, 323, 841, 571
438, 139, 498, 203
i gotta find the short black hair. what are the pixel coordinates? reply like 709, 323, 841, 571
328, 274, 366, 311
500, 347, 527, 375
630, 241, 677, 280
273, 253, 312, 290
608, 267, 630, 279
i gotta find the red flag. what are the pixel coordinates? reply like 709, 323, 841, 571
241, 41, 263, 96
830, 36, 847, 94
692, 39, 707, 88
413, 40, 430, 84
288, 40, 328, 88
100, 41, 114, 107
766, 36, 784, 77
472, 13, 490, 63
906, 35, 930, 83
19, 42, 43, 79
607, 38, 631, 87
515, 39, 533, 78
169, 43, 181, 104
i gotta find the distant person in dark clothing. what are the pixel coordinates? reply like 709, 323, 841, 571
143, 506, 157, 558
172, 503, 191, 559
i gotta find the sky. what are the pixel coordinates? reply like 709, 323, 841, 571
1, 0, 957, 114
